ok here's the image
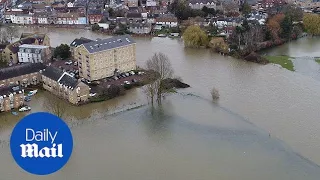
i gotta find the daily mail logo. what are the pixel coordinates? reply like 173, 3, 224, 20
21, 129, 63, 158
10, 112, 73, 175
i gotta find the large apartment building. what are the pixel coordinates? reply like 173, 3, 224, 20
74, 35, 136, 81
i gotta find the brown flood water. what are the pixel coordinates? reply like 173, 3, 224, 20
0, 27, 320, 180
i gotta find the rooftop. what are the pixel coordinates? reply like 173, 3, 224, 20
82, 35, 136, 54
19, 44, 49, 49
70, 37, 93, 47
42, 66, 79, 89
0, 63, 46, 81
0, 85, 23, 96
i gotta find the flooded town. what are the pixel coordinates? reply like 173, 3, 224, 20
0, 0, 320, 179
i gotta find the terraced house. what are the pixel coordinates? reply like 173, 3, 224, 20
42, 66, 90, 105
74, 35, 136, 81
0, 85, 24, 112
0, 63, 46, 88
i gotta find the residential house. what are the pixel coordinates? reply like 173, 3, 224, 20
124, 0, 139, 7
32, 4, 47, 13
128, 22, 152, 34
14, 13, 33, 24
56, 12, 79, 24
20, 33, 50, 46
2, 33, 50, 64
188, 0, 217, 10
258, 0, 286, 9
52, 1, 66, 8
155, 14, 178, 29
34, 12, 49, 24
88, 9, 103, 24
0, 63, 46, 87
42, 66, 90, 105
74, 35, 136, 81
70, 37, 93, 57
126, 12, 142, 22
183, 17, 209, 27
18, 44, 51, 63
0, 85, 24, 112
146, 0, 157, 7
4, 9, 24, 23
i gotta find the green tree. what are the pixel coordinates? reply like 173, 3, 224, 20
54, 44, 71, 60
241, 1, 252, 16
280, 15, 293, 39
202, 6, 216, 16
283, 5, 303, 21
92, 23, 100, 31
183, 25, 209, 48
0, 53, 7, 67
303, 13, 320, 36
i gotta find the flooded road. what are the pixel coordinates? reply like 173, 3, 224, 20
0, 27, 320, 179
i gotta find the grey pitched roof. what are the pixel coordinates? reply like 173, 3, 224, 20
0, 63, 46, 81
42, 66, 63, 81
70, 37, 93, 47
82, 35, 136, 54
0, 85, 23, 96
42, 66, 79, 89
59, 73, 78, 88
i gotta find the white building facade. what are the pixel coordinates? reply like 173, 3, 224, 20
18, 44, 50, 63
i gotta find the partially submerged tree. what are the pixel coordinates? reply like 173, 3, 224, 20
44, 95, 67, 119
183, 25, 209, 48
211, 87, 220, 101
6, 26, 18, 43
303, 13, 320, 36
144, 53, 174, 105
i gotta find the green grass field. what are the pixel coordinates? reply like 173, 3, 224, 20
315, 58, 320, 64
264, 55, 295, 71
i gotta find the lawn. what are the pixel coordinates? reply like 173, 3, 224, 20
315, 57, 320, 64
264, 55, 295, 71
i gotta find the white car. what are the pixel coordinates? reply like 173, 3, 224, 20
19, 106, 31, 112
124, 81, 130, 85
89, 93, 96, 97
65, 61, 72, 65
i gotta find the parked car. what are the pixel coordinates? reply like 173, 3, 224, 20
19, 106, 31, 112
124, 81, 130, 85
65, 61, 73, 65
125, 73, 130, 76
129, 71, 135, 75
89, 93, 96, 97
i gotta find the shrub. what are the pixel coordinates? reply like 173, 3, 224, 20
211, 87, 220, 100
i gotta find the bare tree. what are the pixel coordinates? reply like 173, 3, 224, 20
145, 53, 174, 105
44, 95, 67, 119
6, 26, 18, 43
223, 1, 238, 14
0, 28, 8, 44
